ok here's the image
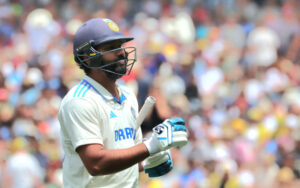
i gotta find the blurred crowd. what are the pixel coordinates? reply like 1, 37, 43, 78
0, 0, 300, 187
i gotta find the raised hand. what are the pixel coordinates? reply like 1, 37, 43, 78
144, 117, 188, 155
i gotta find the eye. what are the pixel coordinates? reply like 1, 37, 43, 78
103, 45, 119, 51
106, 45, 115, 50
98, 42, 122, 52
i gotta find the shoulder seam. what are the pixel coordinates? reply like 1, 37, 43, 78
73, 80, 92, 98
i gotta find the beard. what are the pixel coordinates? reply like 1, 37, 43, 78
103, 57, 128, 80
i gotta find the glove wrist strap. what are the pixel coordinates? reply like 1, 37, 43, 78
144, 137, 160, 155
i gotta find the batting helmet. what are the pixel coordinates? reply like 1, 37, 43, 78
73, 18, 136, 79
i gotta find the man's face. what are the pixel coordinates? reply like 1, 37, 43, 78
96, 41, 127, 79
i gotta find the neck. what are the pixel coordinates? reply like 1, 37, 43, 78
88, 71, 120, 99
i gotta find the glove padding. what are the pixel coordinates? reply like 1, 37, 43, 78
144, 117, 188, 155
143, 150, 172, 178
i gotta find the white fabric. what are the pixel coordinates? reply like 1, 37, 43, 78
247, 26, 280, 66
58, 75, 142, 188
142, 150, 170, 169
263, 68, 289, 92
197, 67, 224, 95
5, 152, 44, 188
143, 136, 161, 155
144, 120, 187, 155
244, 79, 264, 104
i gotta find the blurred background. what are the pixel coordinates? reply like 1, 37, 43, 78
0, 0, 300, 187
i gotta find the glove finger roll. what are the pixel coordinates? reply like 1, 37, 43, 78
143, 152, 169, 169
145, 160, 173, 177
173, 124, 186, 132
167, 118, 185, 126
172, 131, 188, 147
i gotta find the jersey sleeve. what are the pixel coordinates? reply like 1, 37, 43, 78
59, 98, 103, 151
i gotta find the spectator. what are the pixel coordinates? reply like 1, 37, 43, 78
0, 0, 300, 187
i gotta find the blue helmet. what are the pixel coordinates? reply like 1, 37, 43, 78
73, 18, 136, 79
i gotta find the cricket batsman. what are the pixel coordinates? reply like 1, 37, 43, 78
58, 18, 188, 188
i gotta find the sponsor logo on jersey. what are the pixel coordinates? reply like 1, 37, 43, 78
115, 127, 136, 142
110, 111, 117, 118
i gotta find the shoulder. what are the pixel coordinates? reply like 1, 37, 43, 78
118, 84, 139, 112
58, 97, 102, 126
119, 84, 136, 99
60, 80, 97, 105
119, 84, 138, 101
59, 84, 98, 117
70, 80, 93, 99
60, 97, 95, 110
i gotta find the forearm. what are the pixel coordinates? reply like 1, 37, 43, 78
95, 143, 149, 174
79, 143, 149, 176
77, 117, 187, 176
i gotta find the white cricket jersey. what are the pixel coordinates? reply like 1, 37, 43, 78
58, 75, 142, 188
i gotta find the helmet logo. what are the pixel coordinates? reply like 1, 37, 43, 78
103, 18, 120, 32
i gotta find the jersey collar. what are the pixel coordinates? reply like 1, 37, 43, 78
83, 75, 127, 104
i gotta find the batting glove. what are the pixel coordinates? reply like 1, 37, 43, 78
144, 117, 188, 155
143, 150, 173, 178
